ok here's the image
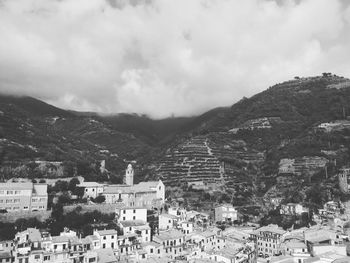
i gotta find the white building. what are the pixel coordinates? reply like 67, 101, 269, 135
76, 182, 105, 199
118, 220, 151, 243
93, 229, 118, 250
214, 204, 238, 223
116, 207, 147, 222
0, 182, 48, 212
159, 214, 179, 231
280, 203, 308, 216
103, 180, 165, 209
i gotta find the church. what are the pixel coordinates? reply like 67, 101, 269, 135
102, 164, 165, 209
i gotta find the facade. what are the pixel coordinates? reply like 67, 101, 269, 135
250, 225, 286, 257
93, 229, 118, 250
280, 203, 309, 216
103, 180, 165, 209
118, 220, 151, 243
214, 204, 238, 223
153, 230, 186, 260
159, 214, 179, 231
116, 207, 147, 222
76, 182, 105, 199
0, 182, 47, 212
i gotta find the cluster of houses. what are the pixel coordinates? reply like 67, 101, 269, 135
0, 204, 252, 263
1, 205, 349, 263
1, 164, 350, 262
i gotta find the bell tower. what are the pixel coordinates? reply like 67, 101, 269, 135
125, 164, 134, 186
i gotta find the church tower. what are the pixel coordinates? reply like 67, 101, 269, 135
125, 164, 134, 186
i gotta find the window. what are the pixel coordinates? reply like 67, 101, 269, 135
7, 191, 13, 195
111, 243, 114, 248
133, 216, 136, 220
103, 236, 106, 240
150, 248, 153, 253
133, 209, 136, 213
89, 258, 96, 263
111, 235, 114, 239
54, 245, 57, 249
122, 217, 125, 221
103, 244, 106, 248
86, 189, 88, 192
35, 255, 40, 259
123, 210, 126, 214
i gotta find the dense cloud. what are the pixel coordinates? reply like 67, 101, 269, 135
0, 0, 350, 118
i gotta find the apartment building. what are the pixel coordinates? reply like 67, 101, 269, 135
115, 207, 147, 222
250, 224, 286, 257
214, 204, 238, 223
0, 182, 48, 212
76, 182, 105, 199
93, 230, 118, 250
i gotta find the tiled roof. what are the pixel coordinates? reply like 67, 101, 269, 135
95, 229, 118, 236
0, 182, 33, 190
120, 220, 147, 227
154, 230, 184, 241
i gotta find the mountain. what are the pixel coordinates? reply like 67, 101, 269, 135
155, 73, 350, 209
2, 73, 350, 213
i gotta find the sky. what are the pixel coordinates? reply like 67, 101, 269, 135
0, 0, 350, 119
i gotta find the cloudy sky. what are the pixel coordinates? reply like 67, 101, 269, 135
0, 0, 350, 118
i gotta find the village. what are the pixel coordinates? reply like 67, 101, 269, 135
0, 163, 350, 263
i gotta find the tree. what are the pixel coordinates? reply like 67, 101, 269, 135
93, 195, 106, 204
68, 178, 80, 194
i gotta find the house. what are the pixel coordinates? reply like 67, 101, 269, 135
283, 240, 311, 262
180, 221, 194, 235
189, 229, 224, 252
153, 230, 185, 259
118, 220, 151, 243
304, 229, 345, 257
142, 241, 164, 258
93, 229, 118, 250
0, 182, 48, 212
159, 214, 179, 231
250, 225, 286, 257
280, 203, 309, 216
0, 240, 13, 252
0, 251, 13, 263
116, 207, 147, 222
214, 204, 238, 223
168, 207, 187, 221
117, 233, 139, 256
76, 182, 105, 199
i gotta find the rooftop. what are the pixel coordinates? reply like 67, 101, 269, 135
154, 230, 184, 241
119, 220, 147, 227
77, 182, 105, 188
159, 213, 178, 219
95, 248, 118, 263
95, 229, 118, 236
0, 251, 12, 259
256, 225, 286, 235
0, 182, 33, 190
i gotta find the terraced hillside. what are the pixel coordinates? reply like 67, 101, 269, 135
157, 136, 223, 186
156, 132, 265, 197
